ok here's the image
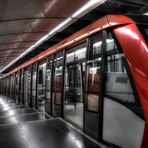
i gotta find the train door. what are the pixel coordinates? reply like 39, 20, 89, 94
84, 33, 103, 139
37, 61, 46, 112
3, 79, 5, 96
5, 78, 8, 97
24, 67, 32, 106
3, 79, 5, 95
8, 77, 11, 99
64, 42, 87, 128
45, 56, 53, 115
12, 74, 15, 101
52, 51, 64, 117
6, 78, 8, 98
20, 69, 24, 104
24, 69, 28, 106
10, 75, 13, 100
6, 78, 9, 98
8, 77, 11, 98
15, 72, 20, 103
10, 75, 12, 99
32, 63, 37, 109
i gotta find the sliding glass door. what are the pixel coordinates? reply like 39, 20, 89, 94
24, 67, 32, 106
32, 63, 38, 108
15, 72, 20, 103
64, 42, 87, 128
37, 61, 46, 112
45, 56, 53, 115
84, 33, 103, 139
20, 69, 24, 104
52, 51, 64, 117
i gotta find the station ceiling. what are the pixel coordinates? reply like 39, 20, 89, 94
0, 0, 148, 74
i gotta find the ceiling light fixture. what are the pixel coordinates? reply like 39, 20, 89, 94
72, 0, 106, 18
0, 0, 106, 74
143, 12, 148, 15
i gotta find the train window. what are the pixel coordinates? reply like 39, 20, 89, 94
66, 43, 86, 63
105, 33, 136, 103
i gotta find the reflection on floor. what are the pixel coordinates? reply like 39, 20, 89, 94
65, 103, 83, 128
0, 105, 27, 111
38, 99, 45, 112
0, 95, 102, 148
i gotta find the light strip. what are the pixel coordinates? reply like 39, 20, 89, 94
143, 12, 148, 15
72, 0, 106, 18
0, 0, 106, 74
48, 18, 72, 36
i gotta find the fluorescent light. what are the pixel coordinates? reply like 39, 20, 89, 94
48, 18, 72, 35
72, 0, 106, 18
143, 12, 148, 15
0, 0, 106, 74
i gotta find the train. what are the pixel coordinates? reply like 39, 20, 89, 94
0, 14, 148, 148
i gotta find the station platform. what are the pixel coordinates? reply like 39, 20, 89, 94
0, 96, 104, 148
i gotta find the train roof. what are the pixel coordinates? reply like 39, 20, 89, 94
1, 14, 142, 79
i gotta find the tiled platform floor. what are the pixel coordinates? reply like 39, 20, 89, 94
0, 96, 104, 148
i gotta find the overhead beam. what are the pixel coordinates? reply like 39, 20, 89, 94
0, 16, 67, 23
0, 40, 37, 45
0, 32, 47, 37
0, 47, 28, 51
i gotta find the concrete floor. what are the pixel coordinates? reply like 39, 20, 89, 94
0, 95, 103, 148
